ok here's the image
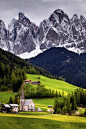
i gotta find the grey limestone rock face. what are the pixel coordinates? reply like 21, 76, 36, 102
1, 9, 86, 57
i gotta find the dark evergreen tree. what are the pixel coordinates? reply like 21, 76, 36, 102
9, 97, 13, 104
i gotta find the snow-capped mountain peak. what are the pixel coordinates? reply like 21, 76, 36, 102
1, 9, 86, 59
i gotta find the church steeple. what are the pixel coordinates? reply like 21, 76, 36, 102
21, 88, 24, 97
20, 88, 24, 111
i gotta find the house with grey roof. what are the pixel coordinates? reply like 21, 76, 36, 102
2, 104, 11, 113
1, 104, 19, 113
20, 88, 35, 111
9, 104, 19, 113
22, 100, 35, 111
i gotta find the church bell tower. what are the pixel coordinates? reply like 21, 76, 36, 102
20, 88, 24, 111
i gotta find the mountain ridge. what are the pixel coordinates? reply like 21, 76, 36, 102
1, 9, 86, 58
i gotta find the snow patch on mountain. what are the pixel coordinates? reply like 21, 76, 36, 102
17, 47, 42, 59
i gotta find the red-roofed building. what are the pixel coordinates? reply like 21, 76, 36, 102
24, 80, 31, 84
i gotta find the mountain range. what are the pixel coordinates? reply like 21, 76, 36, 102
28, 47, 86, 88
1, 9, 86, 59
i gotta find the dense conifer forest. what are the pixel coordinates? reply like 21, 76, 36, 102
28, 47, 86, 88
0, 48, 52, 92
54, 88, 86, 115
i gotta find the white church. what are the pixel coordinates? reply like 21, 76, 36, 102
20, 88, 35, 111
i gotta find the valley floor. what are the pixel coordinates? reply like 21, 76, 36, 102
0, 113, 86, 129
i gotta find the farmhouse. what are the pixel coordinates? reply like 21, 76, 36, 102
24, 80, 41, 85
2, 104, 11, 113
9, 104, 19, 113
20, 88, 35, 111
25, 80, 31, 84
1, 104, 19, 113
31, 81, 41, 85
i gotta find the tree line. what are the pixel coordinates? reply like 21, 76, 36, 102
17, 83, 62, 98
54, 88, 86, 115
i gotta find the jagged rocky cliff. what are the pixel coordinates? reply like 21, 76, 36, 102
0, 9, 86, 58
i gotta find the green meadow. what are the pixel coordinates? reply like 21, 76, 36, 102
27, 74, 77, 94
0, 113, 86, 129
26, 74, 78, 111
0, 74, 86, 129
19, 111, 50, 115
0, 91, 16, 103
33, 98, 54, 107
0, 74, 78, 104
33, 98, 55, 111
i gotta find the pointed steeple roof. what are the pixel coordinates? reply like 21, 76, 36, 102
21, 88, 24, 98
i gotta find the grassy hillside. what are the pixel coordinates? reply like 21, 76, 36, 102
0, 48, 52, 92
33, 98, 54, 107
0, 113, 86, 129
0, 92, 16, 103
27, 74, 77, 94
0, 74, 77, 106
25, 74, 78, 111
33, 98, 55, 111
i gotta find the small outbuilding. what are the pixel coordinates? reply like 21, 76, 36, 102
48, 105, 52, 108
37, 108, 42, 112
31, 81, 41, 85
1, 104, 19, 113
47, 108, 54, 113
2, 104, 11, 113
9, 104, 19, 113
24, 80, 41, 85
25, 80, 31, 84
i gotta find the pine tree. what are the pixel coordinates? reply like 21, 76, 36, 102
72, 95, 77, 110
14, 96, 19, 104
9, 97, 13, 104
